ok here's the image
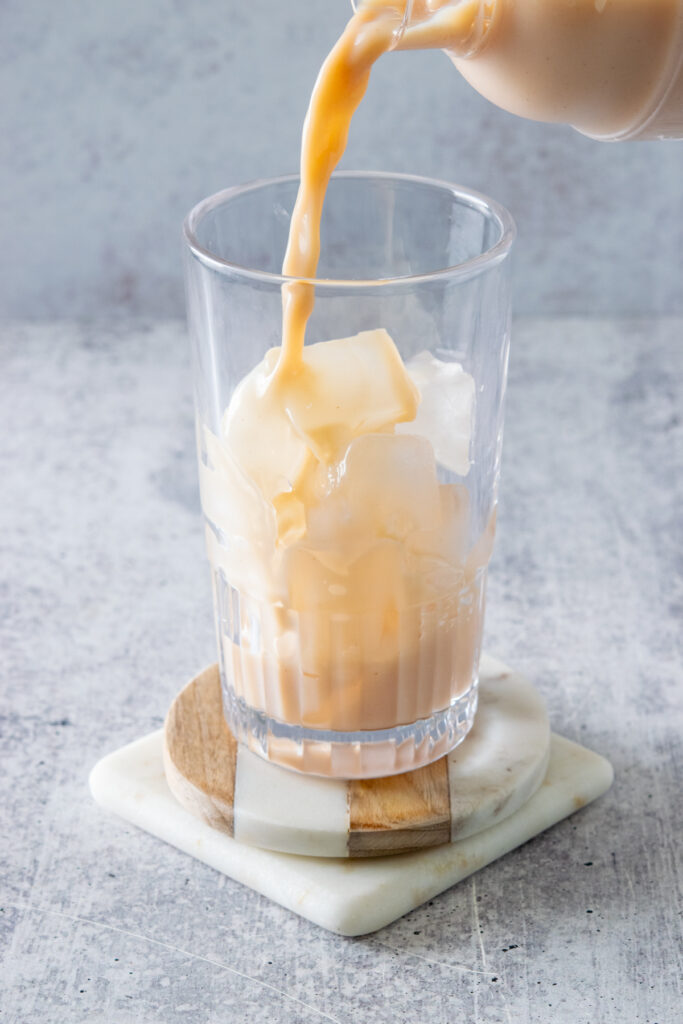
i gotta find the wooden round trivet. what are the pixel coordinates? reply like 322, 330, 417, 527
163, 654, 550, 858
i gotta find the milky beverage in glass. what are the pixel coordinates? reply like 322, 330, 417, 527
188, 0, 681, 779
186, 0, 512, 779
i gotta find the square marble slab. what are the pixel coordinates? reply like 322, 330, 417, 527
90, 730, 612, 936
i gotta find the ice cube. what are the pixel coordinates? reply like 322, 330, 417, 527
222, 349, 312, 502
272, 491, 307, 546
199, 425, 276, 549
345, 542, 414, 690
282, 547, 349, 612
338, 432, 442, 540
406, 483, 471, 598
284, 540, 409, 614
280, 329, 419, 461
407, 482, 471, 565
345, 540, 409, 615
299, 433, 442, 572
205, 525, 270, 602
301, 488, 365, 573
397, 351, 475, 476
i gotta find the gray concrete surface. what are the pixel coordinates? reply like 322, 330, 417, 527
2, 0, 683, 320
1, 318, 681, 1022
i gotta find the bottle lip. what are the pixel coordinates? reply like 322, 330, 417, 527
395, 0, 499, 59
351, 0, 413, 50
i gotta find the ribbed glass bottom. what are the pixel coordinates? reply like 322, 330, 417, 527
221, 678, 479, 779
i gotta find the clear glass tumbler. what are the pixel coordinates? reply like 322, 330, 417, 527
183, 172, 515, 778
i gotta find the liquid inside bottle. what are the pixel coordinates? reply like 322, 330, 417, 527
386, 0, 683, 139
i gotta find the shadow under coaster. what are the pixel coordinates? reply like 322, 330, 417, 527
90, 655, 613, 936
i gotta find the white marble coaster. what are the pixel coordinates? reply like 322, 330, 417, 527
90, 730, 613, 936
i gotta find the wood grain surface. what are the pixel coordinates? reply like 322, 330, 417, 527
163, 665, 238, 835
348, 757, 451, 856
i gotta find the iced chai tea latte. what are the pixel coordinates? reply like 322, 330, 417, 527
185, 1, 515, 776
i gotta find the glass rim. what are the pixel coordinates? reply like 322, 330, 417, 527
183, 171, 516, 288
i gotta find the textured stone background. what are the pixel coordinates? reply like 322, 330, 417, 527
2, 0, 683, 319
1, 319, 681, 1023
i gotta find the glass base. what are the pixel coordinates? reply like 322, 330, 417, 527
221, 679, 479, 779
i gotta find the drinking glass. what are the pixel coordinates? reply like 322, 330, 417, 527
183, 172, 515, 778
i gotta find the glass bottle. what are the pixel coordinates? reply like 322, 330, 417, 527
361, 0, 683, 140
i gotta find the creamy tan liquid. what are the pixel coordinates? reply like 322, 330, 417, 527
278, 0, 481, 369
